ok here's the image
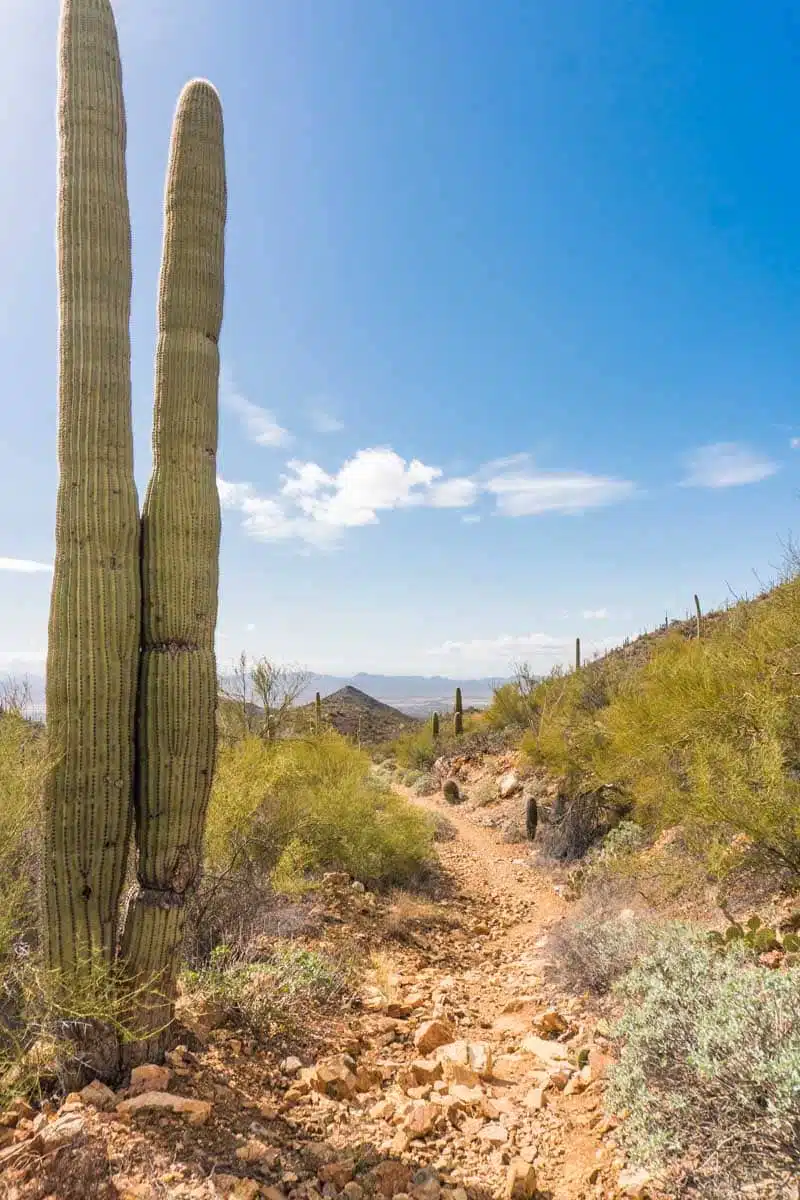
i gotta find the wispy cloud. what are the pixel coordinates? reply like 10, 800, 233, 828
309, 409, 344, 435
0, 557, 51, 573
791, 437, 800, 450
681, 442, 778, 488
221, 370, 291, 448
0, 650, 47, 665
220, 446, 637, 548
583, 608, 608, 620
483, 455, 635, 516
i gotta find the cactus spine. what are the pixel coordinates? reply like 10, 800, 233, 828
43, 0, 140, 975
454, 687, 463, 736
432, 711, 440, 740
315, 692, 322, 734
121, 81, 226, 1053
575, 637, 581, 671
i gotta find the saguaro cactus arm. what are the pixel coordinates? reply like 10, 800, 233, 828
122, 80, 226, 1053
44, 0, 139, 974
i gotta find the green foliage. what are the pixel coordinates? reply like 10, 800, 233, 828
608, 932, 800, 1196
483, 682, 535, 730
393, 726, 440, 771
707, 914, 800, 961
0, 714, 44, 962
205, 732, 434, 889
520, 578, 800, 872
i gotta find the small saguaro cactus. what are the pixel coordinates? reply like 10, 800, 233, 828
432, 711, 440, 740
315, 691, 322, 734
121, 79, 226, 1055
575, 637, 581, 671
694, 593, 702, 639
43, 0, 140, 978
454, 688, 463, 736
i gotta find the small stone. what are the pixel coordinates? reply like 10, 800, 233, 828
116, 1091, 212, 1126
504, 1159, 537, 1199
370, 1159, 412, 1195
478, 1122, 508, 1146
129, 1064, 172, 1096
520, 1034, 569, 1065
311, 1055, 359, 1100
319, 1159, 356, 1189
532, 1008, 568, 1036
404, 1102, 440, 1139
38, 1113, 86, 1151
236, 1138, 278, 1164
522, 1086, 548, 1111
342, 1184, 365, 1200
414, 1020, 455, 1055
410, 1058, 443, 1085
618, 1167, 653, 1197
280, 1056, 303, 1075
79, 1079, 116, 1110
498, 772, 522, 799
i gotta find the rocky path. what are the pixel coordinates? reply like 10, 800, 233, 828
0, 790, 636, 1200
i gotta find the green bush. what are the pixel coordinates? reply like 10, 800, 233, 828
548, 912, 663, 995
0, 713, 45, 960
205, 732, 434, 889
520, 578, 800, 873
608, 931, 800, 1196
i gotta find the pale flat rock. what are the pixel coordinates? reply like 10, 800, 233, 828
117, 1091, 211, 1126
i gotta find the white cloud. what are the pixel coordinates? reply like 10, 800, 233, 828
219, 445, 636, 548
791, 437, 800, 450
245, 623, 255, 632
682, 442, 778, 488
0, 650, 47, 665
485, 467, 635, 516
0, 557, 52, 573
583, 608, 608, 620
221, 370, 291, 448
462, 515, 481, 525
310, 409, 344, 434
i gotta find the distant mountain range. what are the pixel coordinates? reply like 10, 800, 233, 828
300, 673, 507, 716
10, 670, 508, 719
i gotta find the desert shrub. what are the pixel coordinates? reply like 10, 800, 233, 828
549, 912, 663, 995
483, 682, 533, 730
181, 943, 354, 1040
393, 726, 441, 771
0, 713, 45, 961
520, 577, 800, 874
205, 732, 434, 891
608, 932, 800, 1197
412, 774, 438, 797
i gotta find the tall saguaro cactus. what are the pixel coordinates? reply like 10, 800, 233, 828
43, 0, 140, 975
122, 81, 226, 1051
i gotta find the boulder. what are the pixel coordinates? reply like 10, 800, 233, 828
414, 1020, 455, 1054
116, 1091, 212, 1126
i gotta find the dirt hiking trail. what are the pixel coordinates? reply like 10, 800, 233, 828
1, 785, 640, 1200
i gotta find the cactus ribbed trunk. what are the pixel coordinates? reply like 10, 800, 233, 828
122, 81, 226, 1055
315, 692, 322, 734
575, 637, 581, 671
43, 0, 139, 977
454, 688, 463, 736
432, 712, 440, 740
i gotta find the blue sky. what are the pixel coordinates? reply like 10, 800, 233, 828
2, 0, 800, 677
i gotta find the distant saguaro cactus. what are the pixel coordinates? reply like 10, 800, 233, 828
122, 80, 226, 1055
43, 0, 140, 977
575, 637, 581, 671
694, 593, 702, 639
454, 688, 463, 736
432, 711, 440, 740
